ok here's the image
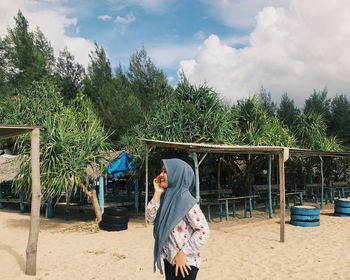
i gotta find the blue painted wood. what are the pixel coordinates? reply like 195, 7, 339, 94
206, 204, 211, 222
46, 196, 53, 218
19, 191, 24, 213
134, 179, 139, 214
267, 155, 272, 218
248, 198, 252, 218
65, 189, 70, 221
189, 152, 200, 201
232, 202, 236, 217
98, 176, 104, 213
320, 156, 324, 209
244, 199, 247, 218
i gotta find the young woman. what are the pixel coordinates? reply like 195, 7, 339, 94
146, 158, 210, 280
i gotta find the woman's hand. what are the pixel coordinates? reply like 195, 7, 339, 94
152, 176, 164, 203
171, 250, 191, 278
153, 176, 164, 194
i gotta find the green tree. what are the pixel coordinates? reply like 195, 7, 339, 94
329, 94, 350, 147
304, 89, 331, 124
84, 43, 117, 132
7, 81, 111, 221
55, 47, 85, 101
277, 93, 300, 128
120, 80, 237, 164
0, 10, 54, 94
256, 87, 276, 116
127, 48, 173, 113
229, 97, 295, 193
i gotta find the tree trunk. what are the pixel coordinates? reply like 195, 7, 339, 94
26, 128, 42, 276
78, 182, 102, 222
243, 155, 254, 195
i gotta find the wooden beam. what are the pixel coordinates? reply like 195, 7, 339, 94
320, 156, 324, 209
267, 155, 272, 219
25, 128, 42, 275
279, 148, 288, 243
145, 146, 150, 224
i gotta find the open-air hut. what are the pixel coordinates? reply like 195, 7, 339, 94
0, 124, 42, 276
141, 138, 350, 243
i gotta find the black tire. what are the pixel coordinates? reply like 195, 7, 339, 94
102, 213, 129, 224
334, 212, 350, 217
99, 221, 128, 231
290, 220, 320, 227
334, 206, 350, 214
334, 198, 350, 208
291, 214, 320, 222
104, 206, 128, 216
290, 206, 320, 216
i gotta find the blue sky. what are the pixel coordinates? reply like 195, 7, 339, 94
1, 0, 350, 105
62, 0, 252, 82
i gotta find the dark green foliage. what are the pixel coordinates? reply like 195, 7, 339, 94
55, 47, 85, 101
127, 48, 173, 113
5, 81, 112, 200
304, 89, 331, 125
0, 11, 54, 94
329, 94, 350, 146
120, 80, 238, 165
277, 93, 300, 128
233, 97, 295, 146
256, 87, 277, 117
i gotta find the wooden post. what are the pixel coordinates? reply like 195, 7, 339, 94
145, 146, 150, 224
320, 156, 324, 209
279, 148, 289, 243
268, 155, 272, 218
98, 176, 104, 213
190, 152, 200, 201
134, 179, 139, 214
217, 158, 221, 190
25, 128, 42, 276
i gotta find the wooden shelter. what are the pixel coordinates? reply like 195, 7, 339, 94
0, 124, 43, 276
141, 138, 350, 243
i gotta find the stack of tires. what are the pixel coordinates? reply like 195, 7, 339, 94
290, 205, 320, 227
334, 198, 350, 217
99, 206, 129, 231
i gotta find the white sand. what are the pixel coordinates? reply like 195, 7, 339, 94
1, 203, 350, 280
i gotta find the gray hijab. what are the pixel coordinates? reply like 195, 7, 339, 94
153, 158, 197, 274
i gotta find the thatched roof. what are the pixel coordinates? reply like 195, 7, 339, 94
0, 154, 19, 183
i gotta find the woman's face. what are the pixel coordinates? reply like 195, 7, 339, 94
159, 166, 168, 189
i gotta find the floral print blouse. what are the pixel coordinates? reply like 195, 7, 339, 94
146, 199, 210, 268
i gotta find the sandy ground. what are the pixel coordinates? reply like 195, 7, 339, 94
1, 202, 350, 280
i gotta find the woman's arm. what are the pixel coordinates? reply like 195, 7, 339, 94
182, 204, 210, 254
146, 177, 165, 224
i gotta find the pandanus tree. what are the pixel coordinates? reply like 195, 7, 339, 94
120, 79, 239, 174
223, 97, 295, 194
290, 112, 342, 184
4, 81, 111, 221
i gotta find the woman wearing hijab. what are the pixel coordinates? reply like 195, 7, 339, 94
146, 158, 210, 280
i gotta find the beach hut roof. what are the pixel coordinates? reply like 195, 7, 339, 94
0, 124, 44, 138
0, 154, 19, 183
140, 138, 350, 158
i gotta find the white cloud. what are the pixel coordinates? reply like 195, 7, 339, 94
179, 0, 350, 106
98, 15, 112, 21
200, 0, 290, 29
0, 0, 94, 68
194, 30, 205, 40
149, 44, 199, 69
115, 13, 136, 25
106, 0, 174, 12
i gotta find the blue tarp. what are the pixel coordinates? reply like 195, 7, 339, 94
107, 151, 136, 179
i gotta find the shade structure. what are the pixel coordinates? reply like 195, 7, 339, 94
140, 138, 350, 243
0, 124, 43, 276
